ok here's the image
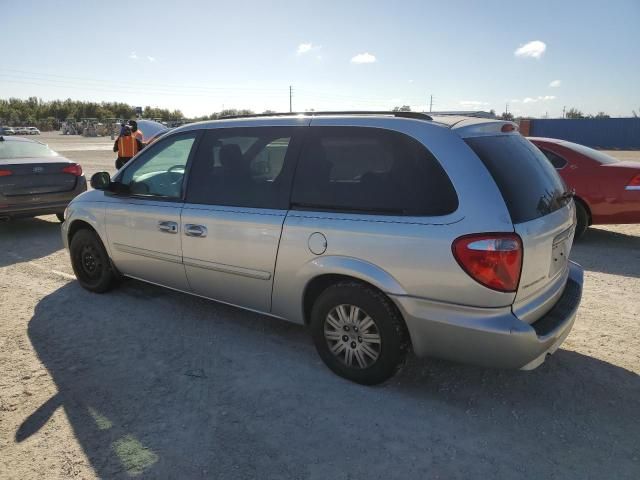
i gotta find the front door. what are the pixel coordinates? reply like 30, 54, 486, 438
104, 131, 199, 291
181, 125, 304, 313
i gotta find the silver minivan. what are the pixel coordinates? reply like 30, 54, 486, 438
62, 112, 583, 384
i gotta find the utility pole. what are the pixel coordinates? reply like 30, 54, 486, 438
505, 102, 509, 115
562, 106, 566, 118
289, 86, 293, 113
429, 94, 433, 113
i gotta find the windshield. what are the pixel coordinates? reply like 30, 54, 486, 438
0, 140, 59, 159
562, 141, 619, 164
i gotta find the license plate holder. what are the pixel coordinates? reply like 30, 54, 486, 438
550, 237, 570, 278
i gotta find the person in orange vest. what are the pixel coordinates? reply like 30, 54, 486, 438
127, 120, 144, 142
113, 125, 145, 169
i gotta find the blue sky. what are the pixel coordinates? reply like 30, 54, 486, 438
1, 0, 638, 117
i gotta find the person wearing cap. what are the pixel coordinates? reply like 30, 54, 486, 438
113, 125, 145, 169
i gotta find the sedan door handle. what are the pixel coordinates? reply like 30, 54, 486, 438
158, 220, 178, 234
184, 224, 207, 238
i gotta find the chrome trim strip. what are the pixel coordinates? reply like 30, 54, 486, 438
625, 185, 640, 191
113, 243, 182, 264
183, 257, 271, 281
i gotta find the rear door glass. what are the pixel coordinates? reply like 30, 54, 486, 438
291, 126, 458, 216
465, 135, 569, 224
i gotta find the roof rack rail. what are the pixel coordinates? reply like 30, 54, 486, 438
218, 111, 433, 121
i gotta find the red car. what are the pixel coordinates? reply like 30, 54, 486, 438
528, 137, 640, 237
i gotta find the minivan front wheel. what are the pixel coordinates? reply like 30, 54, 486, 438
70, 229, 117, 293
310, 282, 408, 385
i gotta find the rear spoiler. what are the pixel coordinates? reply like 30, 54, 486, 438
453, 120, 519, 138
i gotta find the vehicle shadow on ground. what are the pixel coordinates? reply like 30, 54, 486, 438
22, 280, 640, 479
0, 216, 63, 268
571, 227, 640, 278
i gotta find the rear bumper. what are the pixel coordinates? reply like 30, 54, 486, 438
392, 261, 584, 369
0, 177, 86, 218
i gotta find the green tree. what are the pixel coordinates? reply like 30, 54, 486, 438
565, 108, 584, 119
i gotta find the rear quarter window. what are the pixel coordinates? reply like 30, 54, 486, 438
465, 135, 569, 224
291, 126, 458, 216
538, 147, 568, 169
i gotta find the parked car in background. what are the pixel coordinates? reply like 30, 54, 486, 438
14, 127, 29, 135
27, 127, 41, 135
0, 136, 86, 222
62, 113, 583, 385
0, 126, 16, 135
529, 137, 640, 237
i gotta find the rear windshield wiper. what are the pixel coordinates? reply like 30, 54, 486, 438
560, 190, 575, 201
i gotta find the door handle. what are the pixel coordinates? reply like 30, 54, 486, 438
184, 224, 208, 238
158, 220, 178, 234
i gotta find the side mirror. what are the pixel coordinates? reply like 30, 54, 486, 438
90, 172, 111, 190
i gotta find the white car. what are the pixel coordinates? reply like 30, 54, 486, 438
27, 127, 40, 135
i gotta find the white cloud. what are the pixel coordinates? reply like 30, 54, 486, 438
408, 79, 414, 83
128, 51, 138, 60
297, 42, 322, 55
514, 40, 547, 59
523, 95, 556, 103
549, 79, 561, 87
510, 99, 521, 103
459, 100, 489, 106
147, 56, 156, 63
351, 52, 377, 64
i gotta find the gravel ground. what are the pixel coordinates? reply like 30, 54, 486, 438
0, 132, 639, 479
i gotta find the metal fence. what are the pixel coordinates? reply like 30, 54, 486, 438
528, 118, 640, 149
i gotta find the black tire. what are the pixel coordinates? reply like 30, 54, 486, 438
56, 212, 65, 222
310, 281, 409, 385
70, 229, 117, 293
574, 201, 589, 239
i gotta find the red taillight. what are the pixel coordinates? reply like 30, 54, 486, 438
452, 233, 523, 292
62, 164, 82, 176
0, 169, 12, 177
626, 173, 640, 190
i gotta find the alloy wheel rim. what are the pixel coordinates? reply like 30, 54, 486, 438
324, 304, 381, 369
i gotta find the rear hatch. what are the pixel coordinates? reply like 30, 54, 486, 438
0, 157, 79, 196
463, 126, 575, 324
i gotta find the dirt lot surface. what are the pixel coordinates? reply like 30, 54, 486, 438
1, 133, 639, 479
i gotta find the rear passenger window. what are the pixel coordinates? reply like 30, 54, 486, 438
539, 148, 568, 169
186, 127, 300, 209
291, 127, 458, 215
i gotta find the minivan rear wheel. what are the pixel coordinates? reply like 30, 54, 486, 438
70, 229, 117, 293
310, 281, 408, 385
